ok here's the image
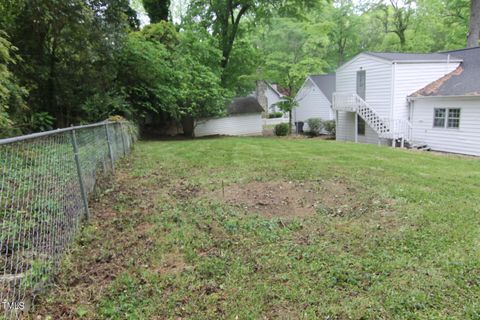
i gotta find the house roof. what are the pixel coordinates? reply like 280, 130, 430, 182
227, 97, 264, 115
265, 82, 283, 97
309, 74, 336, 103
410, 47, 480, 98
365, 52, 463, 63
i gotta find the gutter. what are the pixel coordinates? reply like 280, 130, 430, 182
408, 95, 480, 101
392, 59, 463, 64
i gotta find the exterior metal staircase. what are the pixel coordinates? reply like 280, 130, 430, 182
332, 93, 412, 143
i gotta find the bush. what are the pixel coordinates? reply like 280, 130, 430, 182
268, 112, 284, 119
323, 120, 336, 137
306, 118, 324, 136
274, 123, 290, 136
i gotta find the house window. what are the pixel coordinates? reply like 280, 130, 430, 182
357, 115, 366, 135
433, 108, 460, 129
447, 108, 461, 128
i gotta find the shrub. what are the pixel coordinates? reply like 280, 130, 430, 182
268, 112, 284, 119
323, 120, 336, 137
274, 123, 289, 136
306, 118, 323, 136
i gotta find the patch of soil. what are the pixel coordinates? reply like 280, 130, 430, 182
153, 251, 187, 275
169, 181, 201, 199
215, 179, 384, 218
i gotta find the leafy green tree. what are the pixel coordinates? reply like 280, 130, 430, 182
275, 96, 298, 134
175, 28, 230, 136
187, 0, 318, 84
6, 0, 138, 128
142, 0, 171, 22
116, 22, 228, 136
260, 18, 329, 93
0, 32, 27, 136
115, 22, 179, 119
325, 0, 360, 66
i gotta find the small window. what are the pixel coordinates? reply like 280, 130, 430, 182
433, 108, 460, 129
433, 108, 446, 127
447, 108, 461, 128
357, 115, 366, 135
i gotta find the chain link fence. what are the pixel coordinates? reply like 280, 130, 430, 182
0, 121, 138, 318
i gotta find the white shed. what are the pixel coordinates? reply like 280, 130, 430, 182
408, 47, 480, 156
294, 74, 335, 130
194, 97, 264, 137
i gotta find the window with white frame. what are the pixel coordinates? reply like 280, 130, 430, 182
433, 108, 460, 129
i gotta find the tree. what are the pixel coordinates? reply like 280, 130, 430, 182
187, 0, 317, 83
260, 18, 329, 93
275, 96, 298, 134
143, 0, 171, 22
175, 27, 229, 136
467, 0, 480, 47
115, 22, 228, 137
0, 32, 27, 136
6, 0, 138, 128
115, 22, 180, 120
326, 1, 359, 65
376, 0, 415, 49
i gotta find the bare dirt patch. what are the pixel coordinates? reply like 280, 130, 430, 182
169, 180, 201, 199
213, 178, 381, 218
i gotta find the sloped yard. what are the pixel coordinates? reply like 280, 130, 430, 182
34, 137, 480, 319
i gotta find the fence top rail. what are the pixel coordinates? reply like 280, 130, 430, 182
0, 120, 128, 146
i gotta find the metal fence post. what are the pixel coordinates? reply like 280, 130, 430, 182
120, 122, 127, 156
70, 129, 90, 220
104, 122, 115, 173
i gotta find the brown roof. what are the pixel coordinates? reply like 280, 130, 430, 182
227, 97, 264, 115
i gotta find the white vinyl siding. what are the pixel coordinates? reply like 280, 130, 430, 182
392, 62, 460, 120
336, 111, 355, 142
194, 114, 263, 137
411, 98, 480, 156
336, 111, 389, 145
266, 89, 282, 113
336, 54, 392, 144
336, 54, 393, 118
294, 79, 334, 131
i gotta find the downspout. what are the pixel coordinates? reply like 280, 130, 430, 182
390, 62, 396, 120
390, 62, 397, 146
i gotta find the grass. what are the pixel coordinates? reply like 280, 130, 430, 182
34, 137, 480, 319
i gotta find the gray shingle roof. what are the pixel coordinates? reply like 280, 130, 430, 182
410, 47, 480, 97
309, 74, 336, 103
227, 97, 264, 115
365, 52, 462, 62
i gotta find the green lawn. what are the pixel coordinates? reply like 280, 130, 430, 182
36, 137, 480, 319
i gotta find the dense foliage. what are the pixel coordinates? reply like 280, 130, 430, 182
274, 123, 290, 136
306, 118, 324, 137
0, 0, 478, 137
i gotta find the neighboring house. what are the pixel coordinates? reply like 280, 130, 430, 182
294, 74, 336, 130
332, 51, 461, 147
256, 80, 285, 114
194, 97, 264, 137
408, 47, 480, 156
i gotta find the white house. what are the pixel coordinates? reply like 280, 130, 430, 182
294, 74, 335, 130
194, 97, 264, 137
256, 81, 285, 114
408, 47, 480, 156
332, 51, 462, 147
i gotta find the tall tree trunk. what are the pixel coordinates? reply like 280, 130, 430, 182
467, 0, 480, 47
181, 117, 195, 138
289, 110, 292, 134
219, 4, 250, 82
